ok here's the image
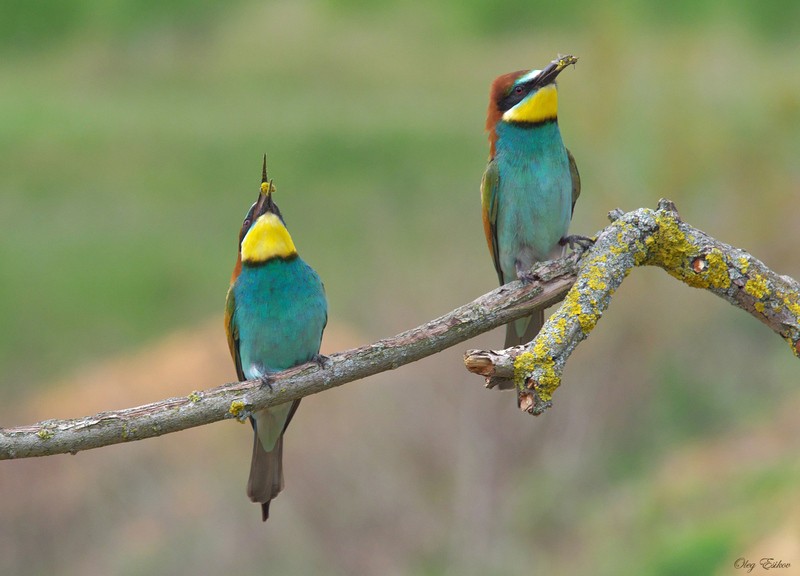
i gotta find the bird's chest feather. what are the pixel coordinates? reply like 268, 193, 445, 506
233, 258, 326, 375
494, 122, 572, 270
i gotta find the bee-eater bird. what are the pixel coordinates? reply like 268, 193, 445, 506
224, 157, 328, 521
481, 55, 581, 352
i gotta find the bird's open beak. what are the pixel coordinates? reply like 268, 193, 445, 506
532, 54, 578, 87
252, 154, 278, 218
252, 185, 271, 218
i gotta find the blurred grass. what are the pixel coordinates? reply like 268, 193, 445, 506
1, 0, 796, 392
1, 1, 799, 574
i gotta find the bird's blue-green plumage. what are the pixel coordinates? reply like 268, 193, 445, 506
233, 257, 327, 378
227, 254, 327, 521
225, 165, 327, 521
491, 121, 572, 285
482, 60, 580, 350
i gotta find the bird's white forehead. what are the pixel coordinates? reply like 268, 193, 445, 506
515, 69, 542, 85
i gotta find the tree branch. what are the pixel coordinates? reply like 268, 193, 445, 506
464, 199, 800, 414
3, 199, 797, 459
0, 258, 577, 459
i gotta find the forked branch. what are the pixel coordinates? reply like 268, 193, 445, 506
1, 200, 797, 459
465, 199, 800, 414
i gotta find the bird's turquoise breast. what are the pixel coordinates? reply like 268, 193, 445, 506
233, 257, 327, 377
494, 121, 572, 282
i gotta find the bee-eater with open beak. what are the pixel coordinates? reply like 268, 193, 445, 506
224, 157, 328, 521
481, 55, 581, 353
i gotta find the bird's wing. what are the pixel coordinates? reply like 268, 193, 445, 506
283, 283, 327, 433
224, 285, 246, 382
567, 148, 581, 216
480, 160, 504, 285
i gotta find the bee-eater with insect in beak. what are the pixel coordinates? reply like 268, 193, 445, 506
481, 55, 581, 354
224, 156, 328, 521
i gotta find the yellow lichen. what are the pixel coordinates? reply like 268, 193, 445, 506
609, 242, 626, 256
553, 315, 568, 345
562, 289, 582, 323
511, 252, 613, 404
564, 287, 600, 334
610, 225, 634, 256
512, 343, 562, 402
530, 339, 561, 401
703, 250, 731, 290
642, 213, 735, 290
744, 274, 769, 300
37, 429, 54, 440
754, 302, 765, 313
229, 400, 246, 419
187, 391, 202, 403
534, 363, 560, 401
678, 249, 731, 290
513, 351, 537, 390
645, 212, 694, 270
779, 290, 800, 316
737, 256, 750, 274
587, 264, 608, 291
633, 239, 648, 265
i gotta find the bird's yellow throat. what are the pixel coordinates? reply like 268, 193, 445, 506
241, 213, 297, 263
502, 84, 558, 124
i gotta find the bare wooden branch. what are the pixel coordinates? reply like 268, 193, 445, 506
464, 199, 800, 415
3, 199, 797, 459
0, 259, 577, 459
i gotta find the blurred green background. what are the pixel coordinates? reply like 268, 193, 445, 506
1, 1, 799, 574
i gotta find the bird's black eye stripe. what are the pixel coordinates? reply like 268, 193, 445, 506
497, 83, 531, 112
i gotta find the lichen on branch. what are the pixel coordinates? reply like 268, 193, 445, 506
465, 199, 800, 415
2, 199, 796, 459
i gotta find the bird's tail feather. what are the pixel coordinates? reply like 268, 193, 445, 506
504, 307, 545, 348
247, 431, 284, 522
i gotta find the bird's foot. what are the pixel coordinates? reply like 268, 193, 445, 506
517, 269, 539, 285
515, 260, 540, 285
312, 354, 331, 369
259, 374, 275, 391
560, 234, 596, 255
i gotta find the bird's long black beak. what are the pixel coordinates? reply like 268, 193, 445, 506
252, 154, 281, 219
531, 54, 578, 88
